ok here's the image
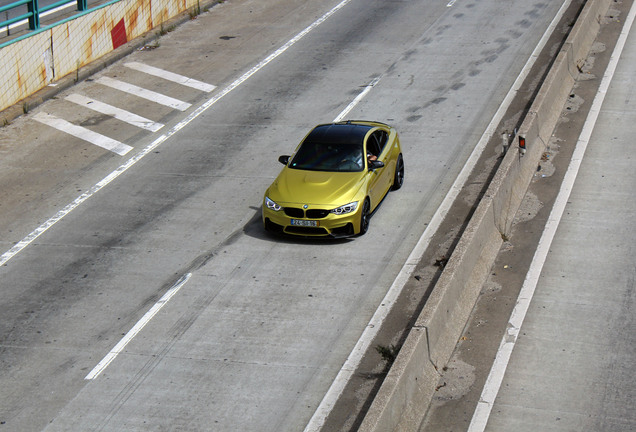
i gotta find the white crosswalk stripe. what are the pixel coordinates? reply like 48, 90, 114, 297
34, 63, 216, 154
124, 62, 216, 92
96, 76, 192, 111
34, 112, 133, 156
65, 94, 164, 132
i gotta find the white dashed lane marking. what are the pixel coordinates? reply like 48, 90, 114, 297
33, 112, 133, 156
65, 94, 164, 132
124, 62, 216, 92
96, 76, 192, 111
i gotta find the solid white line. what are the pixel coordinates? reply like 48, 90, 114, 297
65, 94, 164, 132
303, 1, 574, 431
96, 76, 192, 111
467, 3, 636, 431
333, 77, 381, 122
0, 0, 352, 266
85, 273, 192, 380
124, 62, 216, 92
33, 112, 133, 155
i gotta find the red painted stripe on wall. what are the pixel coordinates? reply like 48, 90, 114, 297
111, 18, 127, 49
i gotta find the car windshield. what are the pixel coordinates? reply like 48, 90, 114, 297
288, 124, 371, 172
290, 141, 363, 172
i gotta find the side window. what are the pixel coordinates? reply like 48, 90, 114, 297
368, 130, 388, 158
376, 130, 388, 153
367, 133, 381, 157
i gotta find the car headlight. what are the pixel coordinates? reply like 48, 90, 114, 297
265, 196, 282, 211
330, 202, 358, 215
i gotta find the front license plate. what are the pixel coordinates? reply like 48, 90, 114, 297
290, 219, 319, 227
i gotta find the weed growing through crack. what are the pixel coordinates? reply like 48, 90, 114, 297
189, 0, 201, 19
158, 23, 176, 36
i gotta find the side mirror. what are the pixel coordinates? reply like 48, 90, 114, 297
368, 160, 384, 170
278, 155, 290, 165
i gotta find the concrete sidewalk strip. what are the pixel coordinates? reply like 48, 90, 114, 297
124, 62, 217, 92
65, 94, 164, 132
33, 112, 133, 156
96, 76, 192, 111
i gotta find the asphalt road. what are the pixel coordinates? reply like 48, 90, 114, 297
0, 0, 583, 430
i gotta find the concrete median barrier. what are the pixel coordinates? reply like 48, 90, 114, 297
357, 0, 611, 430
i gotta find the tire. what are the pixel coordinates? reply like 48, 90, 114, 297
359, 199, 371, 235
391, 154, 404, 191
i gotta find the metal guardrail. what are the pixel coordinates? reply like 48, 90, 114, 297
0, 0, 119, 49
1, 0, 87, 31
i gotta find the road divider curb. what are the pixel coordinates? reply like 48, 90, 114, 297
357, 0, 612, 430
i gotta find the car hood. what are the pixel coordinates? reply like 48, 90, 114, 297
268, 168, 365, 206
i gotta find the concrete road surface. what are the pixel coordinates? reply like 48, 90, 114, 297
0, 0, 591, 431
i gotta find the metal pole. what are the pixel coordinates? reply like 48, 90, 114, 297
27, 0, 39, 30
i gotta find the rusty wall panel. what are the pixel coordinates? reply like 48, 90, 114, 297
125, 0, 154, 39
0, 31, 52, 113
151, 0, 193, 29
52, 3, 128, 78
0, 0, 195, 113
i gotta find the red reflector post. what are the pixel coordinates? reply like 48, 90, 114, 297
518, 134, 526, 155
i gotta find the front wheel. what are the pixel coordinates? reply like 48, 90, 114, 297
359, 199, 371, 235
391, 154, 404, 191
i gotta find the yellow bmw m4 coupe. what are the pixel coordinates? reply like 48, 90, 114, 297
262, 120, 404, 237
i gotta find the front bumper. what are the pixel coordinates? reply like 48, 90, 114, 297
262, 203, 361, 238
